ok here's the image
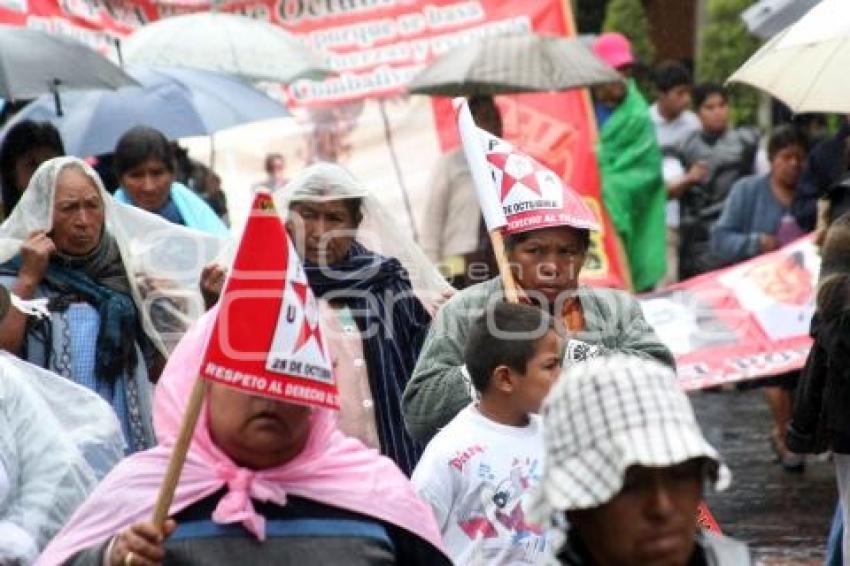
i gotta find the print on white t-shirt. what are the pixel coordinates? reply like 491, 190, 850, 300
412, 404, 547, 565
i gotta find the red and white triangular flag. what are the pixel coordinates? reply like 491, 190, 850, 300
455, 97, 600, 236
200, 191, 338, 410
455, 98, 508, 232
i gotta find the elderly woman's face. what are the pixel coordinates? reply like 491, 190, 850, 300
507, 227, 586, 305
120, 157, 173, 212
52, 167, 105, 256
207, 383, 312, 470
287, 200, 358, 266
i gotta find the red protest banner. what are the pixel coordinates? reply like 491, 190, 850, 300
641, 236, 818, 391
0, 0, 628, 288
201, 191, 338, 410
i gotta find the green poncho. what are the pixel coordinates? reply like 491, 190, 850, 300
598, 80, 667, 291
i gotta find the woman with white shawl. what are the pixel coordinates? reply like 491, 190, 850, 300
0, 350, 124, 564
280, 163, 452, 476
0, 157, 228, 453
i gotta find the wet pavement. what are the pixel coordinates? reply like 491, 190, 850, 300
690, 388, 836, 565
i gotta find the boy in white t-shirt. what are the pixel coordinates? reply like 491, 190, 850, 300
411, 302, 562, 565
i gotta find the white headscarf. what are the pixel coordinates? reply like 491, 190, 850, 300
0, 156, 232, 354
278, 162, 452, 312
0, 351, 124, 563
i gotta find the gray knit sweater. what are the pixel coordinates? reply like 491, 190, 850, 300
402, 277, 675, 443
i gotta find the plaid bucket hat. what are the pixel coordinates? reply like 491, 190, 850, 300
531, 354, 730, 521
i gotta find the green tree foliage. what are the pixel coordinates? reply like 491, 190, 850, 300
602, 0, 656, 65
697, 0, 762, 125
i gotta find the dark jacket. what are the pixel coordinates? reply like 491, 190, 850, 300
70, 492, 450, 566
787, 312, 850, 455
791, 124, 850, 231
676, 127, 759, 279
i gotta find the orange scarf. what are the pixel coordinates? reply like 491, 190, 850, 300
562, 296, 585, 333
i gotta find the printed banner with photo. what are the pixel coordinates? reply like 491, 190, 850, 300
202, 191, 338, 410
641, 237, 818, 391
0, 0, 628, 288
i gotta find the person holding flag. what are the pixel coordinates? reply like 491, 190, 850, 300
402, 100, 674, 444
39, 191, 450, 565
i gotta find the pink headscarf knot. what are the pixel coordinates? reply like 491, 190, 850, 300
213, 465, 275, 540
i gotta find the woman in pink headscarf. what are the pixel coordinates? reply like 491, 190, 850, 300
38, 306, 449, 566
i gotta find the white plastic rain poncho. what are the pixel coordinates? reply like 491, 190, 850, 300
277, 162, 451, 476
0, 157, 231, 354
0, 351, 124, 564
278, 162, 451, 310
0, 157, 231, 452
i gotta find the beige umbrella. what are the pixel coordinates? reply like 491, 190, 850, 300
122, 12, 332, 84
407, 32, 620, 96
728, 0, 850, 113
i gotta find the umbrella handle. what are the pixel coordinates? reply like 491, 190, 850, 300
51, 79, 63, 117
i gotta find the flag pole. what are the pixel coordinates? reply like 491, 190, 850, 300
489, 230, 520, 304
152, 377, 208, 527
455, 98, 522, 303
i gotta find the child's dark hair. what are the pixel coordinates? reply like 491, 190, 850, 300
464, 302, 554, 394
692, 82, 728, 110
652, 60, 692, 93
113, 126, 175, 179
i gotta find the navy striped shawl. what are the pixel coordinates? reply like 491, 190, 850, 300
304, 242, 430, 475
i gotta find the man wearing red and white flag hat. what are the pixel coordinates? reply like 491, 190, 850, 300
402, 100, 674, 444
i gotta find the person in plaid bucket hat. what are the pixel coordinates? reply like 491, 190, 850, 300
533, 354, 751, 565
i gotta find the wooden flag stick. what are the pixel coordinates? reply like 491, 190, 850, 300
152, 377, 209, 527
489, 230, 521, 305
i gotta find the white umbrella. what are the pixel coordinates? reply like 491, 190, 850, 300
741, 0, 821, 40
729, 0, 850, 113
122, 13, 332, 84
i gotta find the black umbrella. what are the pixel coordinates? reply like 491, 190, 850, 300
0, 25, 137, 114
